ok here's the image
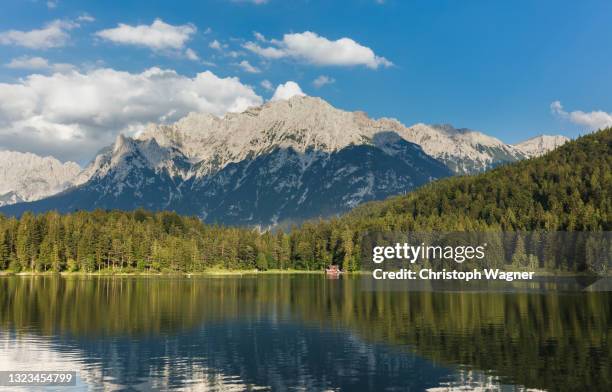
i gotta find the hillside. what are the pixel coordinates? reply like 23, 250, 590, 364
346, 128, 610, 232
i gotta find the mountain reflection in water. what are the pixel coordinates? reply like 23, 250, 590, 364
0, 275, 609, 391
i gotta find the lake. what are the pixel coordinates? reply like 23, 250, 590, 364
0, 275, 609, 391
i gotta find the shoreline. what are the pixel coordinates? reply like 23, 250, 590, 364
0, 269, 324, 277
0, 270, 607, 277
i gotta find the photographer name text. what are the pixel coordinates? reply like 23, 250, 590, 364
372, 268, 535, 281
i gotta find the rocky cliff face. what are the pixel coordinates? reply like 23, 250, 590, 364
0, 151, 81, 207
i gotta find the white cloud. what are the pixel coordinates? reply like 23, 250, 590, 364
243, 41, 286, 59
313, 75, 335, 88
551, 101, 612, 131
6, 56, 51, 70
260, 80, 273, 91
95, 19, 196, 51
271, 81, 305, 101
5, 56, 75, 73
253, 31, 266, 42
0, 67, 262, 162
76, 14, 95, 23
226, 50, 243, 58
47, 0, 58, 9
237, 60, 260, 73
209, 39, 223, 50
244, 31, 392, 69
0, 20, 77, 49
185, 48, 199, 61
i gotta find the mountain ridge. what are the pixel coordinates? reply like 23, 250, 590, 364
137, 96, 563, 176
0, 96, 570, 225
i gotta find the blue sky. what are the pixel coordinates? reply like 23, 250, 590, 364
1, 0, 611, 162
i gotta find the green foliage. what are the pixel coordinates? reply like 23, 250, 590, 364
0, 210, 292, 272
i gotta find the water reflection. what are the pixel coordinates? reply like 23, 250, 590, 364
0, 275, 609, 391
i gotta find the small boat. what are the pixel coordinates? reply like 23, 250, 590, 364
325, 265, 344, 276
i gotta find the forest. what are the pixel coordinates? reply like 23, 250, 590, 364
0, 128, 609, 273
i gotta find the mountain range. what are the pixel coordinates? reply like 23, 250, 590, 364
0, 151, 81, 207
0, 96, 569, 226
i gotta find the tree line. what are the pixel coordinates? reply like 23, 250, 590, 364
0, 209, 361, 273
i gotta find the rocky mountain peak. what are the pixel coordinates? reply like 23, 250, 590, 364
512, 134, 570, 157
0, 150, 81, 206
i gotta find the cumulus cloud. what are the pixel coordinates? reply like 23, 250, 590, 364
271, 81, 305, 101
0, 67, 262, 162
237, 60, 260, 73
95, 19, 196, 51
5, 56, 75, 73
551, 101, 612, 131
313, 75, 335, 88
0, 19, 78, 49
244, 31, 392, 69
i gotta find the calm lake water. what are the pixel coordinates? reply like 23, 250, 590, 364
0, 275, 610, 391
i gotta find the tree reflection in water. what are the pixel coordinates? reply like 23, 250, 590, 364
0, 275, 609, 391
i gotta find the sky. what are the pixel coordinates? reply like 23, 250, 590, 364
1, 0, 611, 164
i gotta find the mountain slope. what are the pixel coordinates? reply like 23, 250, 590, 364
177, 134, 451, 225
0, 151, 81, 207
346, 128, 610, 231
